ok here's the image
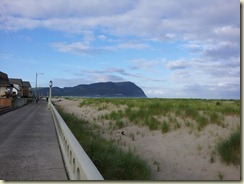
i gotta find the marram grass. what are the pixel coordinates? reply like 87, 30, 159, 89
218, 129, 240, 165
79, 98, 240, 132
57, 106, 151, 180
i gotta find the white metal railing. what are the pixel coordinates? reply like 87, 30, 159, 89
50, 103, 104, 180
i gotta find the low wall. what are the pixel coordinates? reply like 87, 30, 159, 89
0, 98, 32, 108
12, 98, 28, 108
50, 103, 104, 180
0, 98, 12, 107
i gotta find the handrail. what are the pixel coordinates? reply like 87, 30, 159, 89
50, 103, 104, 180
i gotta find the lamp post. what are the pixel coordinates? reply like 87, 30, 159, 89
35, 73, 44, 97
49, 80, 53, 106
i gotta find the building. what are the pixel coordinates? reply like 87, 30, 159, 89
9, 78, 24, 97
23, 81, 32, 97
0, 71, 10, 97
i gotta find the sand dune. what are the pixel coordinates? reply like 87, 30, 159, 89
56, 98, 240, 180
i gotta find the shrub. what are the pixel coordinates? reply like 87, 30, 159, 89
218, 129, 240, 165
216, 101, 221, 106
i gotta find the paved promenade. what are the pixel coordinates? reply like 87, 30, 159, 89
0, 100, 68, 180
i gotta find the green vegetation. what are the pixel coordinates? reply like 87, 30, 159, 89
57, 107, 151, 180
58, 97, 240, 179
217, 129, 240, 165
161, 120, 170, 133
196, 115, 208, 131
78, 98, 240, 133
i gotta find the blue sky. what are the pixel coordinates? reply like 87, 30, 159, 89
0, 0, 240, 99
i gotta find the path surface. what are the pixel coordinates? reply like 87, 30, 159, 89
0, 101, 68, 180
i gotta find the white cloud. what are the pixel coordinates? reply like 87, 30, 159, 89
93, 74, 125, 83
166, 60, 191, 70
1, 0, 134, 19
1, 0, 239, 39
204, 42, 239, 60
52, 40, 149, 55
170, 70, 191, 81
97, 35, 107, 41
76, 68, 141, 79
146, 89, 165, 96
182, 83, 240, 99
1, 0, 239, 61
129, 58, 165, 70
116, 42, 149, 50
213, 26, 239, 41
52, 42, 98, 54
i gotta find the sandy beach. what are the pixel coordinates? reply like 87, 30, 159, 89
55, 98, 240, 180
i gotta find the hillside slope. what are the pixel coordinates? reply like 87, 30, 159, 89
38, 81, 147, 97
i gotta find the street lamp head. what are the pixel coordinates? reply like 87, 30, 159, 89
49, 80, 53, 87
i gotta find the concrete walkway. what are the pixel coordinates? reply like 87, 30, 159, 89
0, 100, 68, 180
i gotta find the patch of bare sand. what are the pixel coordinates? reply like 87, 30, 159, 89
56, 98, 240, 180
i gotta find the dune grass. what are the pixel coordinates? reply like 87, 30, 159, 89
161, 120, 170, 133
57, 106, 151, 180
78, 98, 240, 132
59, 97, 240, 179
218, 129, 241, 165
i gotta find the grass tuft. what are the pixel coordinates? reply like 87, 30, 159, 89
217, 129, 240, 165
146, 117, 160, 130
196, 115, 208, 131
161, 120, 170, 133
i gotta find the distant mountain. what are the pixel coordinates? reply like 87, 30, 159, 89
38, 81, 147, 98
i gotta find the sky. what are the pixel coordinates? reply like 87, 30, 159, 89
0, 0, 241, 99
